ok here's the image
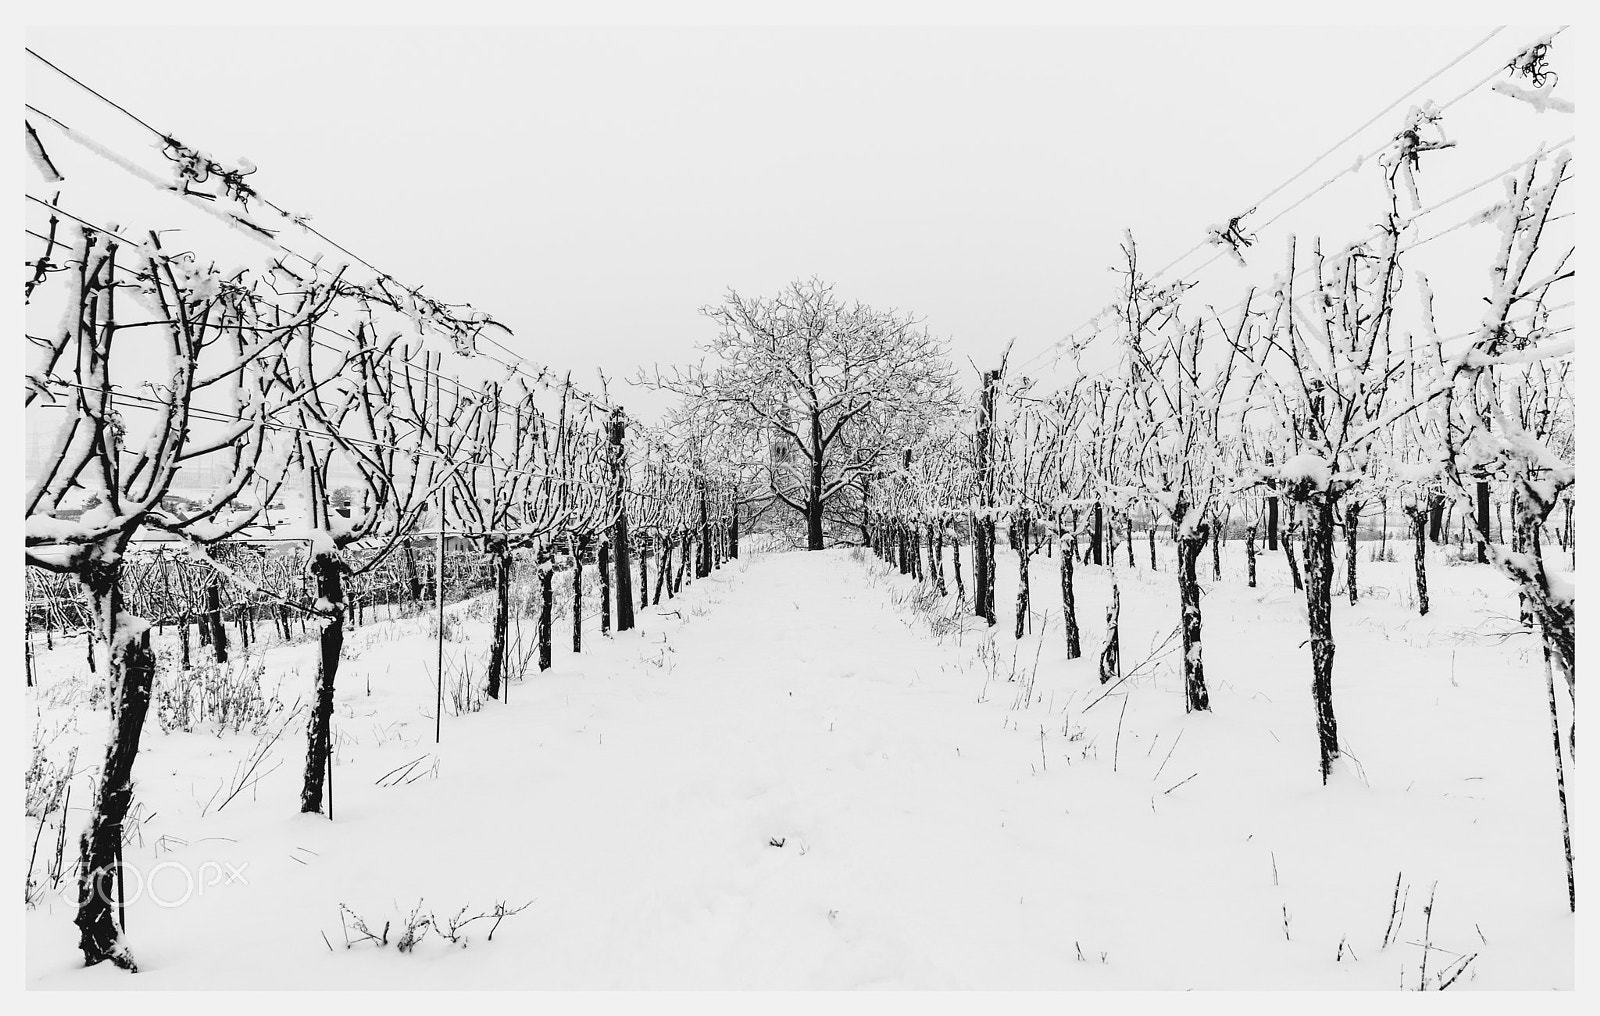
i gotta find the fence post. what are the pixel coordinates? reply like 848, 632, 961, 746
434, 508, 445, 745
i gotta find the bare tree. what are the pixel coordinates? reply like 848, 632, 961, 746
1117, 234, 1246, 714
24, 227, 298, 969
644, 279, 957, 550
282, 329, 470, 814
1428, 149, 1573, 909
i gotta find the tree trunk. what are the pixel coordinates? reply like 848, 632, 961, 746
1563, 498, 1573, 567
1511, 488, 1532, 627
1344, 500, 1361, 605
485, 539, 511, 699
403, 540, 423, 604
1176, 521, 1212, 713
729, 506, 740, 559
636, 537, 649, 608
673, 534, 689, 593
1092, 503, 1104, 566
1210, 517, 1222, 582
931, 524, 946, 595
571, 536, 583, 654
974, 369, 998, 617
1475, 479, 1491, 564
599, 539, 612, 636
806, 412, 826, 551
971, 514, 987, 620
951, 527, 965, 601
537, 552, 554, 671
1098, 581, 1120, 685
301, 551, 346, 814
205, 576, 228, 659
1060, 521, 1081, 660
1283, 518, 1304, 592
1246, 524, 1258, 588
980, 515, 997, 627
1267, 494, 1279, 551
611, 411, 635, 631
1428, 495, 1446, 544
1379, 497, 1389, 560
1515, 492, 1574, 702
654, 536, 670, 604
1302, 498, 1339, 783
1406, 506, 1430, 616
697, 478, 712, 577
1014, 510, 1030, 640
913, 520, 925, 582
1542, 632, 1575, 913
75, 554, 153, 971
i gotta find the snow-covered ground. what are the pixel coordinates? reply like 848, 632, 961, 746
24, 539, 1573, 989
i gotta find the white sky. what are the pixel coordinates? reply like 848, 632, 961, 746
24, 20, 1576, 419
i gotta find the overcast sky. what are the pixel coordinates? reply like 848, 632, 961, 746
25, 22, 1575, 418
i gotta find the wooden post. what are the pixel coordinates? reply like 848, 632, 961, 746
434, 506, 445, 745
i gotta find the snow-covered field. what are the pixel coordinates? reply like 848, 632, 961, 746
24, 540, 1573, 989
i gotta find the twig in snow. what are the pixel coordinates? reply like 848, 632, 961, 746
375, 754, 429, 787
1152, 729, 1184, 782
1436, 951, 1479, 990
488, 899, 532, 941
1163, 772, 1198, 795
1419, 881, 1438, 990
1382, 872, 1405, 949
1113, 695, 1128, 772
1081, 625, 1180, 712
216, 705, 303, 813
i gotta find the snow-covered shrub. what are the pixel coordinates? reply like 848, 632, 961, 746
25, 727, 76, 818
153, 655, 283, 736
424, 610, 465, 642
36, 675, 87, 712
334, 899, 531, 951
442, 656, 485, 717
